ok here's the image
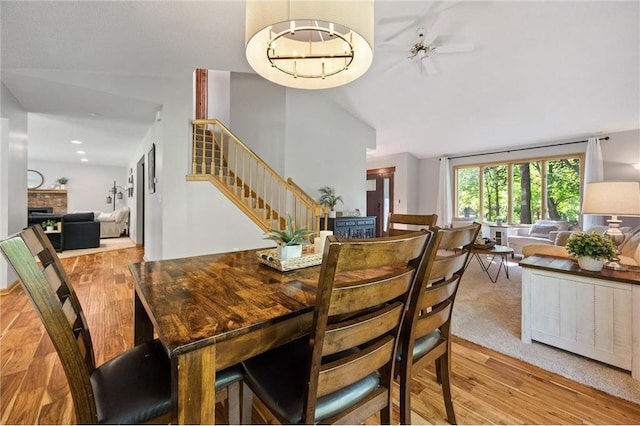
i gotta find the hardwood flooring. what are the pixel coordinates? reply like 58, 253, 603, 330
2, 246, 640, 424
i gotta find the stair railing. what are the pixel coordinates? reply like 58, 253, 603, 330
189, 119, 326, 235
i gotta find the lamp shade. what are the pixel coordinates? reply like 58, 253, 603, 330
582, 181, 640, 216
245, 0, 374, 90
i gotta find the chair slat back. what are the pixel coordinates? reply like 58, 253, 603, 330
387, 213, 437, 237
0, 226, 98, 423
402, 223, 481, 364
304, 231, 432, 423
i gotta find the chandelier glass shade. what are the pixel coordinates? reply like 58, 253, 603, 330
245, 0, 374, 90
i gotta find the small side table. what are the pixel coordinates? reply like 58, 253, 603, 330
44, 230, 63, 252
471, 244, 514, 283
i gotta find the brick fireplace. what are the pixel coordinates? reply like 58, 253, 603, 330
28, 190, 67, 214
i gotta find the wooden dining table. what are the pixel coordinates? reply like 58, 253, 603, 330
129, 247, 321, 424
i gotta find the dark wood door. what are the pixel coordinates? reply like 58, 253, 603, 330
366, 167, 395, 237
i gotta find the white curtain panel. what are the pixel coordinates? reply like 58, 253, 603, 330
582, 137, 605, 229
436, 156, 452, 227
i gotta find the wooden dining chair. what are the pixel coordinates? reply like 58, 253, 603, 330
397, 223, 481, 425
0, 225, 244, 424
241, 231, 433, 424
387, 213, 438, 236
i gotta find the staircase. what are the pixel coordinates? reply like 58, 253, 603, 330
187, 119, 327, 235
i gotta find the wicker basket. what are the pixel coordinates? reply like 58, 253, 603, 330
257, 246, 323, 271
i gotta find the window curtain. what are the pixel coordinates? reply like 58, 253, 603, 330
436, 156, 452, 227
582, 137, 604, 229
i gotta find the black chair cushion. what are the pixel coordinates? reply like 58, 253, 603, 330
242, 337, 380, 424
215, 364, 244, 391
90, 339, 172, 424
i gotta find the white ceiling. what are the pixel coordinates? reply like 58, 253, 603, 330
2, 1, 639, 167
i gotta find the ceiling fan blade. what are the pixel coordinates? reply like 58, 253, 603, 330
434, 43, 475, 53
422, 58, 438, 75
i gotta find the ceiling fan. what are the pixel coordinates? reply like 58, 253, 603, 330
380, 26, 475, 75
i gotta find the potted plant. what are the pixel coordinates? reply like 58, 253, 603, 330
42, 220, 58, 232
264, 214, 315, 259
317, 186, 343, 218
57, 177, 68, 189
565, 232, 615, 271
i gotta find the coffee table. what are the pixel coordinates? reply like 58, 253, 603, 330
471, 244, 514, 283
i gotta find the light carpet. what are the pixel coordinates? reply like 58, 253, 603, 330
454, 254, 640, 405
57, 237, 136, 259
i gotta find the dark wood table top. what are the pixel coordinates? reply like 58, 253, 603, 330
129, 247, 320, 356
519, 254, 640, 285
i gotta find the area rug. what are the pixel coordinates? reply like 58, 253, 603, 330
453, 254, 640, 404
57, 237, 136, 259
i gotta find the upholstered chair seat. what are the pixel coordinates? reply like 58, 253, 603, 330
243, 337, 380, 424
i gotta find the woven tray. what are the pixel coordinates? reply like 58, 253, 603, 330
257, 247, 323, 272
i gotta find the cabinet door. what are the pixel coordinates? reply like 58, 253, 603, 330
529, 272, 633, 370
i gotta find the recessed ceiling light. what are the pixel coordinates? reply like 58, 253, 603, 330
80, 158, 89, 162
71, 140, 83, 144
76, 150, 86, 154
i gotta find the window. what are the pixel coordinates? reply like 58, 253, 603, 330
454, 154, 583, 226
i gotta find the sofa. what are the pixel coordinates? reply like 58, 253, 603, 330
507, 219, 576, 257
522, 226, 640, 267
97, 207, 130, 238
62, 212, 100, 250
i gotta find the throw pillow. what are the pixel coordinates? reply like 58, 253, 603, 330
528, 224, 559, 239
538, 220, 571, 232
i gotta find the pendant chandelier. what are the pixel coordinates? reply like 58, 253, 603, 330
245, 0, 374, 90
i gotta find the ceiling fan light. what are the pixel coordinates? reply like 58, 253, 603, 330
246, 0, 374, 90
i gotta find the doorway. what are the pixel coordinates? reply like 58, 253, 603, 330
366, 167, 395, 237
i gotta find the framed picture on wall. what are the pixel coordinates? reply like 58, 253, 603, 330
148, 143, 156, 193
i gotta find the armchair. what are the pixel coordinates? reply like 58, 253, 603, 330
62, 212, 100, 250
97, 207, 130, 238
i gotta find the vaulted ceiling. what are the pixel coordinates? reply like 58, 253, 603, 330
2, 1, 638, 166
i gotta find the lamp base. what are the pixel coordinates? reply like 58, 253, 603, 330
604, 260, 628, 271
603, 216, 627, 272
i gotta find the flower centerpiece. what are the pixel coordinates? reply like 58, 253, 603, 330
565, 232, 615, 271
317, 186, 343, 218
264, 214, 315, 259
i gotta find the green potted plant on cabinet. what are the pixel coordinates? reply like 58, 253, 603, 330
264, 214, 315, 259
565, 232, 615, 271
317, 186, 343, 218
42, 220, 58, 232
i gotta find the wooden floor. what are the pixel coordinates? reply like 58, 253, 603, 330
2, 246, 640, 424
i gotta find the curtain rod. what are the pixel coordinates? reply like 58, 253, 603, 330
446, 136, 609, 160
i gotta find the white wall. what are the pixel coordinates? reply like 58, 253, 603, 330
1, 83, 28, 290
230, 73, 286, 175
285, 89, 374, 213
27, 159, 128, 213
229, 73, 374, 214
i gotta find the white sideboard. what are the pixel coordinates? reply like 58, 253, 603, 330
520, 255, 640, 380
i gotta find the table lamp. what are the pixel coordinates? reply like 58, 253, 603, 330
581, 181, 640, 270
